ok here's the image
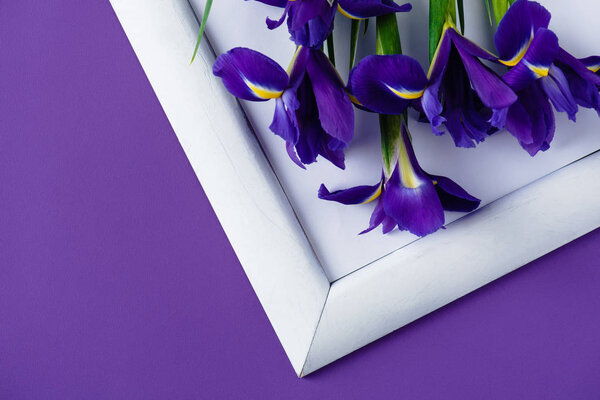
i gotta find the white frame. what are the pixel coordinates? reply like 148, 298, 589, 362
110, 0, 600, 377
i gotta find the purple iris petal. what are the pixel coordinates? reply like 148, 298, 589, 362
502, 28, 559, 92
306, 49, 354, 145
581, 56, 600, 76
382, 164, 445, 237
318, 180, 382, 205
252, 0, 287, 7
425, 35, 501, 148
291, 64, 348, 169
555, 50, 600, 115
421, 27, 515, 148
359, 198, 387, 235
270, 94, 299, 145
422, 81, 446, 135
504, 100, 534, 145
337, 0, 411, 19
453, 37, 517, 109
505, 82, 555, 156
287, 0, 336, 48
349, 54, 428, 115
540, 65, 579, 121
213, 47, 289, 101
447, 28, 498, 62
427, 174, 481, 212
494, 0, 552, 64
266, 1, 292, 30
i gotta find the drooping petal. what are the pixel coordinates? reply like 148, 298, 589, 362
213, 47, 289, 101
359, 198, 387, 234
306, 49, 354, 145
428, 27, 453, 83
427, 174, 481, 212
293, 73, 347, 168
528, 0, 552, 31
581, 56, 600, 75
252, 0, 287, 7
350, 54, 428, 115
318, 179, 383, 205
383, 164, 445, 237
504, 99, 534, 145
494, 0, 534, 65
421, 80, 446, 135
508, 82, 555, 156
502, 28, 559, 91
285, 141, 306, 169
452, 35, 517, 109
266, 2, 292, 30
556, 47, 600, 86
447, 28, 497, 62
287, 0, 336, 47
337, 0, 411, 20
540, 64, 578, 121
444, 108, 477, 148
270, 94, 299, 144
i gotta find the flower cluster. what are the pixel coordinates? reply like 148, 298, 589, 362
211, 0, 600, 238
213, 0, 412, 169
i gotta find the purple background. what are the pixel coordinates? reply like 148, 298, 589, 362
1, 1, 599, 398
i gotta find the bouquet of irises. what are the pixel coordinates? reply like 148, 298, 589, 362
202, 0, 600, 237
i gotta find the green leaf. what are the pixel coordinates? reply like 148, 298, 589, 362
457, 0, 465, 34
375, 14, 402, 56
349, 20, 361, 70
491, 0, 516, 26
191, 0, 213, 64
326, 33, 336, 66
429, 0, 455, 63
363, 18, 370, 36
484, 0, 493, 26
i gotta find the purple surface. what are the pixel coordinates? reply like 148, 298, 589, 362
1, 1, 599, 399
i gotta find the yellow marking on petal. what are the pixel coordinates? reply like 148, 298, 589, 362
246, 80, 284, 99
524, 60, 549, 78
385, 84, 425, 100
286, 46, 303, 75
427, 23, 453, 79
587, 64, 600, 73
360, 182, 383, 205
348, 93, 363, 106
337, 4, 362, 20
499, 37, 532, 67
398, 136, 422, 189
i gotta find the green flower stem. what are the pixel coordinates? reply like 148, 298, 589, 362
429, 0, 456, 62
376, 14, 405, 177
486, 0, 517, 26
349, 20, 361, 70
326, 33, 336, 66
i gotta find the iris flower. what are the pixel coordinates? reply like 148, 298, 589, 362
494, 0, 600, 155
319, 118, 480, 237
213, 46, 354, 168
347, 23, 517, 148
254, 0, 411, 47
421, 23, 518, 148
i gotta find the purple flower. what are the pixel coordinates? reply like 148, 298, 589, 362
494, 0, 600, 156
213, 46, 354, 168
254, 0, 411, 47
336, 0, 411, 20
319, 119, 480, 237
422, 24, 518, 148
348, 54, 429, 114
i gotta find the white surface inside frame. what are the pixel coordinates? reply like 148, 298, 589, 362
110, 0, 600, 377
